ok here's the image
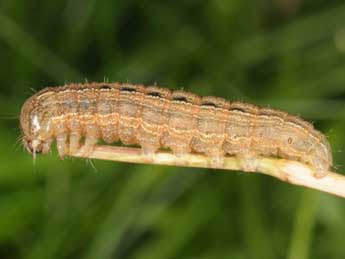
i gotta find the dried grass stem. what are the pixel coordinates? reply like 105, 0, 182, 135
71, 145, 345, 198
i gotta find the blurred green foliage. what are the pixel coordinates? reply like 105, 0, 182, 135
0, 1, 345, 258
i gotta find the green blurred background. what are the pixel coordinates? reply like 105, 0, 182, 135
0, 1, 345, 258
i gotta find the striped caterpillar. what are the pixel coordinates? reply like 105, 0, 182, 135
20, 82, 332, 177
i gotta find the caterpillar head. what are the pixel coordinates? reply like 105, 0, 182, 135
20, 92, 53, 159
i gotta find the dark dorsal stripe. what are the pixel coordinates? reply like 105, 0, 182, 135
201, 101, 218, 108
230, 107, 246, 113
147, 91, 162, 98
100, 85, 112, 90
172, 96, 189, 103
120, 86, 137, 93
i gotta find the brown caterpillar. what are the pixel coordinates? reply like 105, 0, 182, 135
20, 82, 332, 177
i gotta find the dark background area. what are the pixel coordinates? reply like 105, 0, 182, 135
0, 1, 345, 258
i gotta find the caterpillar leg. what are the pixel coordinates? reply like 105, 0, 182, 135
78, 135, 98, 156
101, 127, 117, 144
69, 132, 81, 155
313, 171, 328, 179
309, 153, 329, 179
171, 144, 190, 158
56, 133, 68, 159
207, 151, 225, 168
41, 138, 53, 154
138, 130, 161, 162
190, 137, 225, 168
140, 145, 157, 162
311, 158, 329, 178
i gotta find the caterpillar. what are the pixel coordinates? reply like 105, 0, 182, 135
20, 82, 332, 177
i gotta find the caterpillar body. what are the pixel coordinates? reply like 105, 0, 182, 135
20, 83, 332, 177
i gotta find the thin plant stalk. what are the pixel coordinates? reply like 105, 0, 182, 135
71, 145, 345, 198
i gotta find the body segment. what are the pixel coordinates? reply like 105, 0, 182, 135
163, 90, 201, 156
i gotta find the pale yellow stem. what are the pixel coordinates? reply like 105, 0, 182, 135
71, 145, 345, 198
